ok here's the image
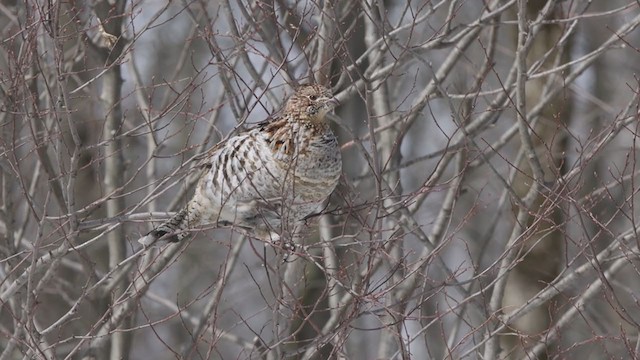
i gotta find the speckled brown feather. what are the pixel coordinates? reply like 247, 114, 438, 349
140, 85, 342, 245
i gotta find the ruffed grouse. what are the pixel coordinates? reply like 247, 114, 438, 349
139, 85, 342, 246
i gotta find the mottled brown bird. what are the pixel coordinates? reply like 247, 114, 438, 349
140, 84, 342, 246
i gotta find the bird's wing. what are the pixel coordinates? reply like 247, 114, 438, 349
192, 140, 226, 169
194, 111, 282, 168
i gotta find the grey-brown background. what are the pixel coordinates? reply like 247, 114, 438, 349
1, 0, 640, 359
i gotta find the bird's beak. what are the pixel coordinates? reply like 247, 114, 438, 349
325, 97, 340, 108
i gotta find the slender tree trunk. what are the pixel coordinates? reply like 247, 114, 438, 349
499, 1, 570, 358
91, 0, 130, 358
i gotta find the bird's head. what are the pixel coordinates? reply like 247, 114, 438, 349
285, 84, 339, 123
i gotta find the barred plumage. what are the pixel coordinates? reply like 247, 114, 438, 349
139, 85, 342, 246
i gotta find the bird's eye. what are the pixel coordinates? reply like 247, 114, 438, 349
308, 95, 318, 101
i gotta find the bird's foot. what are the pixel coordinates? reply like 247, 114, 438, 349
280, 240, 297, 252
280, 241, 299, 263
269, 237, 297, 252
265, 234, 298, 261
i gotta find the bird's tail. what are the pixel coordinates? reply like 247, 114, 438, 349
138, 206, 195, 246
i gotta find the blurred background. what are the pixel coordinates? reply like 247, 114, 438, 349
1, 0, 640, 359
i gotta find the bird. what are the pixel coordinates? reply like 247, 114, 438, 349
139, 84, 342, 247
